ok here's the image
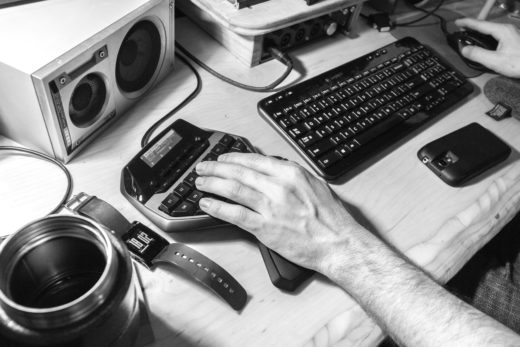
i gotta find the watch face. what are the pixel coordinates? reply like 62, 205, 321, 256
122, 222, 169, 268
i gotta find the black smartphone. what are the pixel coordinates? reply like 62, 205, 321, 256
417, 123, 511, 186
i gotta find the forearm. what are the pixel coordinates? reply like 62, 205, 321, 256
321, 228, 520, 347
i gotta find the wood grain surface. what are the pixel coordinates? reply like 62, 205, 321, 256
2, 1, 520, 346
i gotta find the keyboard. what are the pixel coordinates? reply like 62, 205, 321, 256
121, 119, 313, 291
258, 37, 474, 180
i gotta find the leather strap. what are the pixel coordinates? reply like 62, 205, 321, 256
65, 193, 131, 238
65, 193, 247, 311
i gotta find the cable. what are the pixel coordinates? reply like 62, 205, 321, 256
140, 51, 202, 148
0, 146, 73, 241
175, 41, 293, 93
395, 0, 446, 27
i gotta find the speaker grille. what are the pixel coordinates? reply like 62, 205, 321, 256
69, 73, 107, 128
116, 20, 161, 94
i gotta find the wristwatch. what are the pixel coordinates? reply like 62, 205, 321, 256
65, 193, 248, 311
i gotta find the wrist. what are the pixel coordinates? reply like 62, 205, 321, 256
316, 225, 373, 278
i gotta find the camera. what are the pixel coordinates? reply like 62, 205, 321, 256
0, 215, 140, 347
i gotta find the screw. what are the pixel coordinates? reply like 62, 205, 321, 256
59, 77, 67, 85
99, 50, 106, 59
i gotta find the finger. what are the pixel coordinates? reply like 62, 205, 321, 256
460, 45, 500, 70
199, 197, 262, 232
454, 18, 505, 40
195, 160, 275, 192
195, 176, 266, 211
216, 152, 292, 177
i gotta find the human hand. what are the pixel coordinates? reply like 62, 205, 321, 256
194, 153, 364, 273
455, 18, 520, 78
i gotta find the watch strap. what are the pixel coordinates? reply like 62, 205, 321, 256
66, 193, 248, 311
65, 192, 132, 237
154, 243, 247, 311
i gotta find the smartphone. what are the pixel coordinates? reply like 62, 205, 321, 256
417, 123, 511, 186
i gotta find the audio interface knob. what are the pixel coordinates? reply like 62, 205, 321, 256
324, 21, 338, 36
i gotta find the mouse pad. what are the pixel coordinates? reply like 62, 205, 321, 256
484, 76, 520, 120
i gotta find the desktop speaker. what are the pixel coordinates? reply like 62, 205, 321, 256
0, 0, 174, 162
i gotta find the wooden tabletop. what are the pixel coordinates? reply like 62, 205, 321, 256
2, 2, 520, 346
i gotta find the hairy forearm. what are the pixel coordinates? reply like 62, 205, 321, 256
320, 228, 520, 346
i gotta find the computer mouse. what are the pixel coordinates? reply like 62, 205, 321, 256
446, 29, 498, 71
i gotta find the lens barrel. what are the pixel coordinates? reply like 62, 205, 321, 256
0, 215, 140, 347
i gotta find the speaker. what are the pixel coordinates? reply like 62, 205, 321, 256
0, 0, 174, 162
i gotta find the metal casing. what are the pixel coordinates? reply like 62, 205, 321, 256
0, 0, 175, 162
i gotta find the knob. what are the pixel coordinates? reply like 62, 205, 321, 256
324, 21, 338, 36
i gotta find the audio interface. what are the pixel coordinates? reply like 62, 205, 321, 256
177, 0, 366, 66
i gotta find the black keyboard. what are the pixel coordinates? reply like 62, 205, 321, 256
258, 37, 474, 180
121, 119, 313, 291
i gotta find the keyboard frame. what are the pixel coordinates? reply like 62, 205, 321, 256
257, 37, 475, 181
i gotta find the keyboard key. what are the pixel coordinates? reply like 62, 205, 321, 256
211, 143, 228, 156
298, 133, 320, 148
318, 151, 342, 168
230, 140, 247, 152
183, 171, 198, 187
307, 139, 335, 158
174, 182, 192, 198
187, 190, 204, 203
159, 194, 181, 215
218, 134, 234, 148
171, 201, 196, 217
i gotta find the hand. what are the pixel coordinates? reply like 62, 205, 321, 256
455, 18, 520, 78
194, 153, 364, 273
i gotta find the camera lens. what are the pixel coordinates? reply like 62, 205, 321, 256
9, 236, 105, 308
0, 215, 140, 347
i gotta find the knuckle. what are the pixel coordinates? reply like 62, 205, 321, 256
231, 164, 247, 179
236, 207, 249, 223
229, 181, 244, 198
286, 162, 306, 180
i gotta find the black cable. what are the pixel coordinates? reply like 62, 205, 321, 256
0, 146, 73, 217
140, 51, 202, 148
396, 0, 446, 27
175, 41, 293, 92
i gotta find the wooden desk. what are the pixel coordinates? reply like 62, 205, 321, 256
2, 2, 520, 346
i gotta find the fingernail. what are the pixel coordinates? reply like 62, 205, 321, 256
195, 177, 205, 187
195, 162, 206, 173
199, 198, 210, 209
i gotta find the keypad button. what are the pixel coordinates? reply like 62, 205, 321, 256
159, 194, 181, 215
183, 171, 198, 187
230, 140, 248, 153
187, 190, 204, 203
173, 182, 192, 198
202, 153, 218, 162
211, 143, 228, 156
218, 134, 234, 148
171, 201, 196, 217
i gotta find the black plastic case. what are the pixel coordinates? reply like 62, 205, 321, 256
417, 123, 511, 186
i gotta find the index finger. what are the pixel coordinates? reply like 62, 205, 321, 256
454, 18, 504, 40
217, 152, 293, 177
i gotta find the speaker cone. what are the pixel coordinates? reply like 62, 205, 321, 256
116, 20, 161, 94
69, 73, 107, 128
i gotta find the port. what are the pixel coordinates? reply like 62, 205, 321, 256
309, 20, 323, 38
294, 26, 306, 43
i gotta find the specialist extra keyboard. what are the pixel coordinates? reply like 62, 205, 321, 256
121, 119, 313, 291
258, 37, 474, 180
